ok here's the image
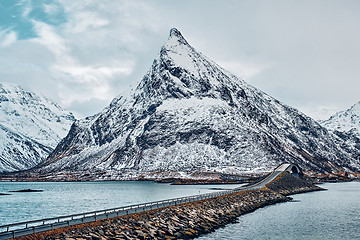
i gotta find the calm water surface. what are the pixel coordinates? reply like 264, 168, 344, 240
0, 181, 244, 225
1, 181, 359, 239
198, 181, 360, 240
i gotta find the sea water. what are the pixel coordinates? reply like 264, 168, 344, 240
1, 181, 359, 240
0, 181, 244, 226
198, 181, 360, 240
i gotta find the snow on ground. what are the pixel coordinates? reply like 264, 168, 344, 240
321, 101, 360, 136
0, 83, 75, 172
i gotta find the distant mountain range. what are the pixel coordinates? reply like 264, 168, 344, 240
320, 101, 360, 164
0, 83, 75, 172
321, 101, 360, 137
25, 28, 358, 180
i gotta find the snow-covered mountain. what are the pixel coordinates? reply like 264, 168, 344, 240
321, 101, 360, 137
35, 28, 359, 179
0, 83, 75, 172
320, 101, 360, 161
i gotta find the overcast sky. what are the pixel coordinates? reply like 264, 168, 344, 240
1, 0, 359, 120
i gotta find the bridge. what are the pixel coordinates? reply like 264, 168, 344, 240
0, 163, 302, 239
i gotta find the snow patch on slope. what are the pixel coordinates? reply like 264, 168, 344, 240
0, 83, 75, 172
36, 28, 360, 179
321, 101, 360, 136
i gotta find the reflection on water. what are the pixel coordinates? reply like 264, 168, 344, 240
0, 181, 244, 225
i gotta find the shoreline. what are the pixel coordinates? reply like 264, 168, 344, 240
1, 172, 358, 184
16, 172, 324, 240
19, 189, 292, 240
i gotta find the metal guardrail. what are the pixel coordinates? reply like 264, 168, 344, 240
0, 190, 237, 239
0, 166, 284, 240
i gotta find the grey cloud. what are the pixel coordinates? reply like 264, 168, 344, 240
1, 0, 360, 120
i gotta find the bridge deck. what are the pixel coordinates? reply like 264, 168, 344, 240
275, 164, 291, 172
0, 164, 290, 240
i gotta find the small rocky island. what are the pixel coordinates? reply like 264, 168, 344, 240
9, 189, 43, 193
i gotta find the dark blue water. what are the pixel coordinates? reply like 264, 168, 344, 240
0, 181, 244, 226
198, 181, 360, 240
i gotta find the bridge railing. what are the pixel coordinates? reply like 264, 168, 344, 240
0, 167, 283, 239
0, 187, 240, 235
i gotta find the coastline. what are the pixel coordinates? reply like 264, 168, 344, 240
1, 170, 358, 184
17, 172, 324, 240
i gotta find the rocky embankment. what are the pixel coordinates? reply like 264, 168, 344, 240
19, 173, 324, 240
266, 172, 325, 195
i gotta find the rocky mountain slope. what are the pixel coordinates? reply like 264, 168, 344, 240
35, 28, 359, 179
320, 101, 360, 163
0, 83, 75, 172
321, 101, 360, 137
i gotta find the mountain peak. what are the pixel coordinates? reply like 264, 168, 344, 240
321, 100, 360, 135
0, 83, 75, 172
35, 28, 360, 178
169, 28, 183, 38
166, 28, 189, 48
141, 28, 241, 104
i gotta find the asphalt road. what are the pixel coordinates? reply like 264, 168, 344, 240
0, 164, 288, 240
